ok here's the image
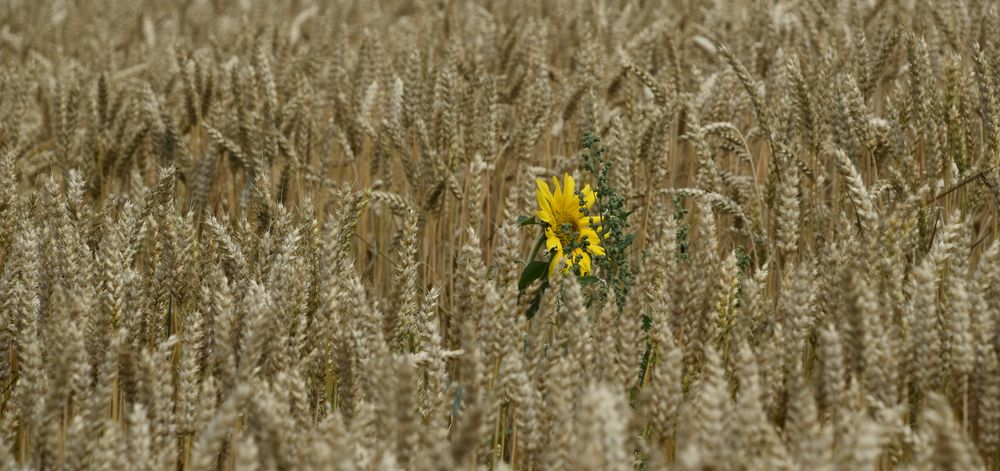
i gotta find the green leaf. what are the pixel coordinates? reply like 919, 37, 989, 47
578, 275, 600, 286
525, 280, 549, 320
615, 233, 636, 250
518, 260, 549, 292
517, 215, 540, 227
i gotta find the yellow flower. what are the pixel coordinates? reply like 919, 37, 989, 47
535, 173, 605, 276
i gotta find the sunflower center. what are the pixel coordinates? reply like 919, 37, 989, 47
552, 212, 580, 247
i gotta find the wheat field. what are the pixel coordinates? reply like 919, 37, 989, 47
1, 0, 1000, 469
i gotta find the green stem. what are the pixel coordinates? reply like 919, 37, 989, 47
527, 233, 546, 263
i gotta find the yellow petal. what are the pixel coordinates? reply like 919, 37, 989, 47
579, 252, 592, 275
548, 249, 563, 276
582, 184, 596, 209
535, 178, 551, 197
537, 209, 554, 225
589, 243, 605, 257
544, 229, 562, 251
578, 215, 601, 227
563, 173, 575, 202
580, 229, 605, 256
536, 178, 553, 205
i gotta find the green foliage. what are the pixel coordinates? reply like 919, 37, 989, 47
516, 131, 635, 316
518, 260, 549, 291
524, 279, 549, 320
517, 233, 549, 319
516, 215, 541, 227
735, 245, 752, 272
581, 132, 636, 309
673, 195, 691, 262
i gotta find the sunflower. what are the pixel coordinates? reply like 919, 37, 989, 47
535, 173, 605, 276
